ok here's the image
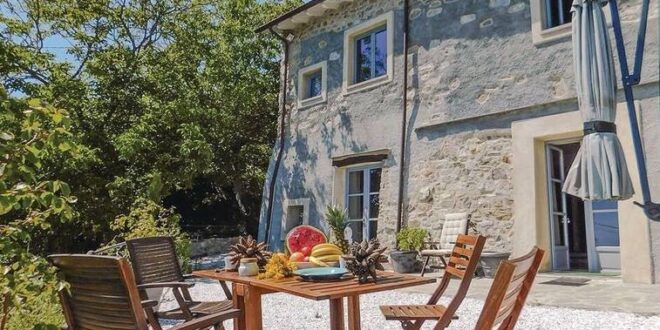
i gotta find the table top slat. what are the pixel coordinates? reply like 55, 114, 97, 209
192, 269, 436, 301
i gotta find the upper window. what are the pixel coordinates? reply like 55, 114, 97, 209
530, 0, 580, 45
544, 0, 573, 29
343, 12, 394, 94
297, 61, 327, 108
354, 27, 388, 84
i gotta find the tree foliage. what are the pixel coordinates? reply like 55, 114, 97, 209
0, 90, 80, 330
1, 0, 301, 327
1, 0, 301, 253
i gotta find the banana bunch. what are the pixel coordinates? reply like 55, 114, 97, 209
309, 243, 343, 267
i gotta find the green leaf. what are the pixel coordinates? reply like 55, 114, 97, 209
53, 112, 63, 123
59, 182, 71, 197
58, 141, 72, 152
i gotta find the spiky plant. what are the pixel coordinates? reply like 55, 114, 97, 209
228, 235, 272, 270
343, 238, 387, 283
325, 205, 350, 254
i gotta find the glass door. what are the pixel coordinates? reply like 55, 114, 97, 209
585, 200, 621, 272
346, 166, 381, 243
546, 145, 570, 270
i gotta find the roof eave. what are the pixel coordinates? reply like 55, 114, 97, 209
255, 0, 353, 33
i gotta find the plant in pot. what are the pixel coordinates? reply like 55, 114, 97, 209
468, 221, 510, 278
391, 227, 428, 273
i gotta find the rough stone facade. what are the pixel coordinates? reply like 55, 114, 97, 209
257, 0, 659, 281
403, 129, 513, 252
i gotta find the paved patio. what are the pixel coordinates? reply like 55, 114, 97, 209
399, 270, 660, 315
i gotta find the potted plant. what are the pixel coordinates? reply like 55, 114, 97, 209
467, 221, 510, 278
390, 227, 428, 273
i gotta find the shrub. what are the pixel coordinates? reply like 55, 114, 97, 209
396, 227, 429, 251
109, 198, 192, 272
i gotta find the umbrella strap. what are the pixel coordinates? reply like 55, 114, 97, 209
583, 121, 616, 135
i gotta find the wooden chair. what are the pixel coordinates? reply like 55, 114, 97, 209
48, 254, 238, 330
380, 234, 486, 330
420, 213, 470, 276
473, 247, 545, 330
126, 236, 233, 322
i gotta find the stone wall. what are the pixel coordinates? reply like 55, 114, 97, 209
404, 129, 513, 252
191, 237, 239, 258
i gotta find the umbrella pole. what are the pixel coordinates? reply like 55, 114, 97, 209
608, 0, 660, 221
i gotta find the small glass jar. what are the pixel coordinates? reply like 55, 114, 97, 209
238, 258, 259, 277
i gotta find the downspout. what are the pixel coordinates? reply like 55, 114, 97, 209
396, 0, 411, 235
264, 28, 290, 243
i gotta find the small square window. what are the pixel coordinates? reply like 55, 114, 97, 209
544, 0, 573, 29
297, 61, 327, 108
307, 71, 322, 98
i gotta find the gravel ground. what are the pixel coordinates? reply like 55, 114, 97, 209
160, 279, 660, 330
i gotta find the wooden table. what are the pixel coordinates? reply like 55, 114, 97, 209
193, 270, 436, 330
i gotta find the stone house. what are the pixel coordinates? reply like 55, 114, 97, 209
256, 0, 660, 283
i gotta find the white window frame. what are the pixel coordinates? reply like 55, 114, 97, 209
531, 0, 612, 46
342, 11, 394, 95
280, 198, 311, 241
297, 61, 327, 108
530, 0, 573, 45
344, 165, 381, 242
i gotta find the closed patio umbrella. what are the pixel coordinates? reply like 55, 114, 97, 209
562, 0, 634, 200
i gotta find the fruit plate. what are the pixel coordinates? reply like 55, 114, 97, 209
294, 267, 349, 281
293, 261, 339, 269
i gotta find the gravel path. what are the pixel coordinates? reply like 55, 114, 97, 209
160, 279, 660, 329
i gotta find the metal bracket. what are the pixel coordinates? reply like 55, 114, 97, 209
609, 0, 660, 221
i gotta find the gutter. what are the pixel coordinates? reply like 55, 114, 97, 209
396, 0, 411, 235
264, 28, 290, 243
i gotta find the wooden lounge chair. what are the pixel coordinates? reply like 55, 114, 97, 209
126, 236, 234, 322
420, 213, 470, 276
48, 254, 239, 330
474, 247, 545, 330
380, 234, 486, 330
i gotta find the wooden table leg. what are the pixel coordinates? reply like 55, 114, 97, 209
329, 298, 345, 330
244, 285, 264, 330
347, 295, 361, 330
232, 283, 246, 330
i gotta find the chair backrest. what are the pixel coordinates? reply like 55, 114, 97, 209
439, 213, 469, 250
126, 236, 184, 285
425, 234, 486, 327
48, 254, 148, 330
474, 247, 545, 330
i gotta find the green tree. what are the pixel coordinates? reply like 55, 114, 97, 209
1, 0, 301, 252
0, 89, 81, 329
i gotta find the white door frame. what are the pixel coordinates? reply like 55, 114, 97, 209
345, 165, 381, 242
545, 144, 571, 270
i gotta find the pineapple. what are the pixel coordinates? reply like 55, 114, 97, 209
228, 235, 272, 269
325, 205, 350, 254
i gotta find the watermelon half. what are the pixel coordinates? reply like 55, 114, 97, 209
285, 225, 327, 254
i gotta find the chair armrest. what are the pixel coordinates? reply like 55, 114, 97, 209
171, 309, 241, 330
137, 282, 195, 290
182, 273, 196, 280
141, 299, 159, 308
